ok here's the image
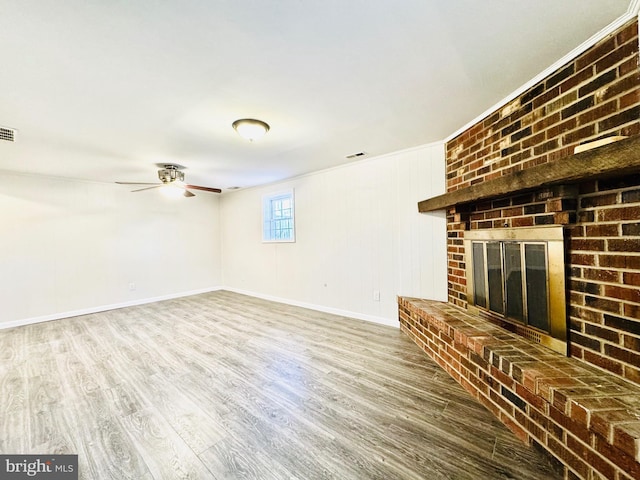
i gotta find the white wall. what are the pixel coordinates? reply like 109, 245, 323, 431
2, 142, 445, 329
220, 142, 447, 326
0, 172, 222, 328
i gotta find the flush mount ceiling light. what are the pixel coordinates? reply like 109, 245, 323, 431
232, 118, 270, 141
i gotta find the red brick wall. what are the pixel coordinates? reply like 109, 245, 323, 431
570, 175, 640, 383
445, 19, 640, 384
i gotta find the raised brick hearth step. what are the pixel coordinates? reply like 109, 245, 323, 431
398, 297, 640, 480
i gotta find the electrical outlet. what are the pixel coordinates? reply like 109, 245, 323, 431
128, 282, 136, 291
373, 290, 380, 301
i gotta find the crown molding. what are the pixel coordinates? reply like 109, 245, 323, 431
445, 6, 639, 143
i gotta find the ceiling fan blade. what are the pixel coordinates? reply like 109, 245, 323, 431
185, 184, 222, 193
183, 189, 195, 198
131, 185, 163, 192
116, 182, 161, 185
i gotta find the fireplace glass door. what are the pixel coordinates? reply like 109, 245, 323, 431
464, 226, 567, 354
471, 241, 548, 331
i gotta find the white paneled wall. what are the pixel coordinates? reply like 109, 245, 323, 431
2, 142, 445, 329
220, 142, 447, 326
0, 172, 222, 328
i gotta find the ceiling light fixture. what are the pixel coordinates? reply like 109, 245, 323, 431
232, 118, 270, 141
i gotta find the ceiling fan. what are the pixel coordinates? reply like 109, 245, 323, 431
116, 164, 221, 197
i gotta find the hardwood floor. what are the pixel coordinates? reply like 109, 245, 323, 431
0, 291, 562, 479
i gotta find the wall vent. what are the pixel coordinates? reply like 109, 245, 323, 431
515, 324, 542, 344
0, 127, 16, 142
346, 151, 366, 159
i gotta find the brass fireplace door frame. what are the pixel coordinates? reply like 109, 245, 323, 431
464, 226, 567, 355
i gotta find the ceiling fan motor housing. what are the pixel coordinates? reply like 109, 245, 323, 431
158, 166, 184, 183
116, 163, 220, 195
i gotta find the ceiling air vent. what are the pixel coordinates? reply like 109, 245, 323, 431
0, 127, 16, 142
346, 151, 366, 159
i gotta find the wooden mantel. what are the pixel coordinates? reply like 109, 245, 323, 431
418, 135, 640, 212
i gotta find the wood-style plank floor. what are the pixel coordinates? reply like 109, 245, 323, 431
0, 291, 562, 479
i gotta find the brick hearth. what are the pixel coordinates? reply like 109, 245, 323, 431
399, 298, 640, 480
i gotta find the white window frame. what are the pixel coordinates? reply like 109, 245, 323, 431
262, 189, 295, 243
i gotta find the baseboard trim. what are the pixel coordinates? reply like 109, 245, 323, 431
0, 286, 224, 330
1, 286, 399, 330
223, 287, 398, 328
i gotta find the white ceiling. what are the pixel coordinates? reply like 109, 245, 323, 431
0, 1, 634, 192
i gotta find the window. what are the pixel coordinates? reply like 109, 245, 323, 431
262, 189, 295, 242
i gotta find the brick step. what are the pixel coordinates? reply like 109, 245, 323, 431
398, 297, 640, 480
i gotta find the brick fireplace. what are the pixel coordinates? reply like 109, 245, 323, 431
399, 18, 640, 480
